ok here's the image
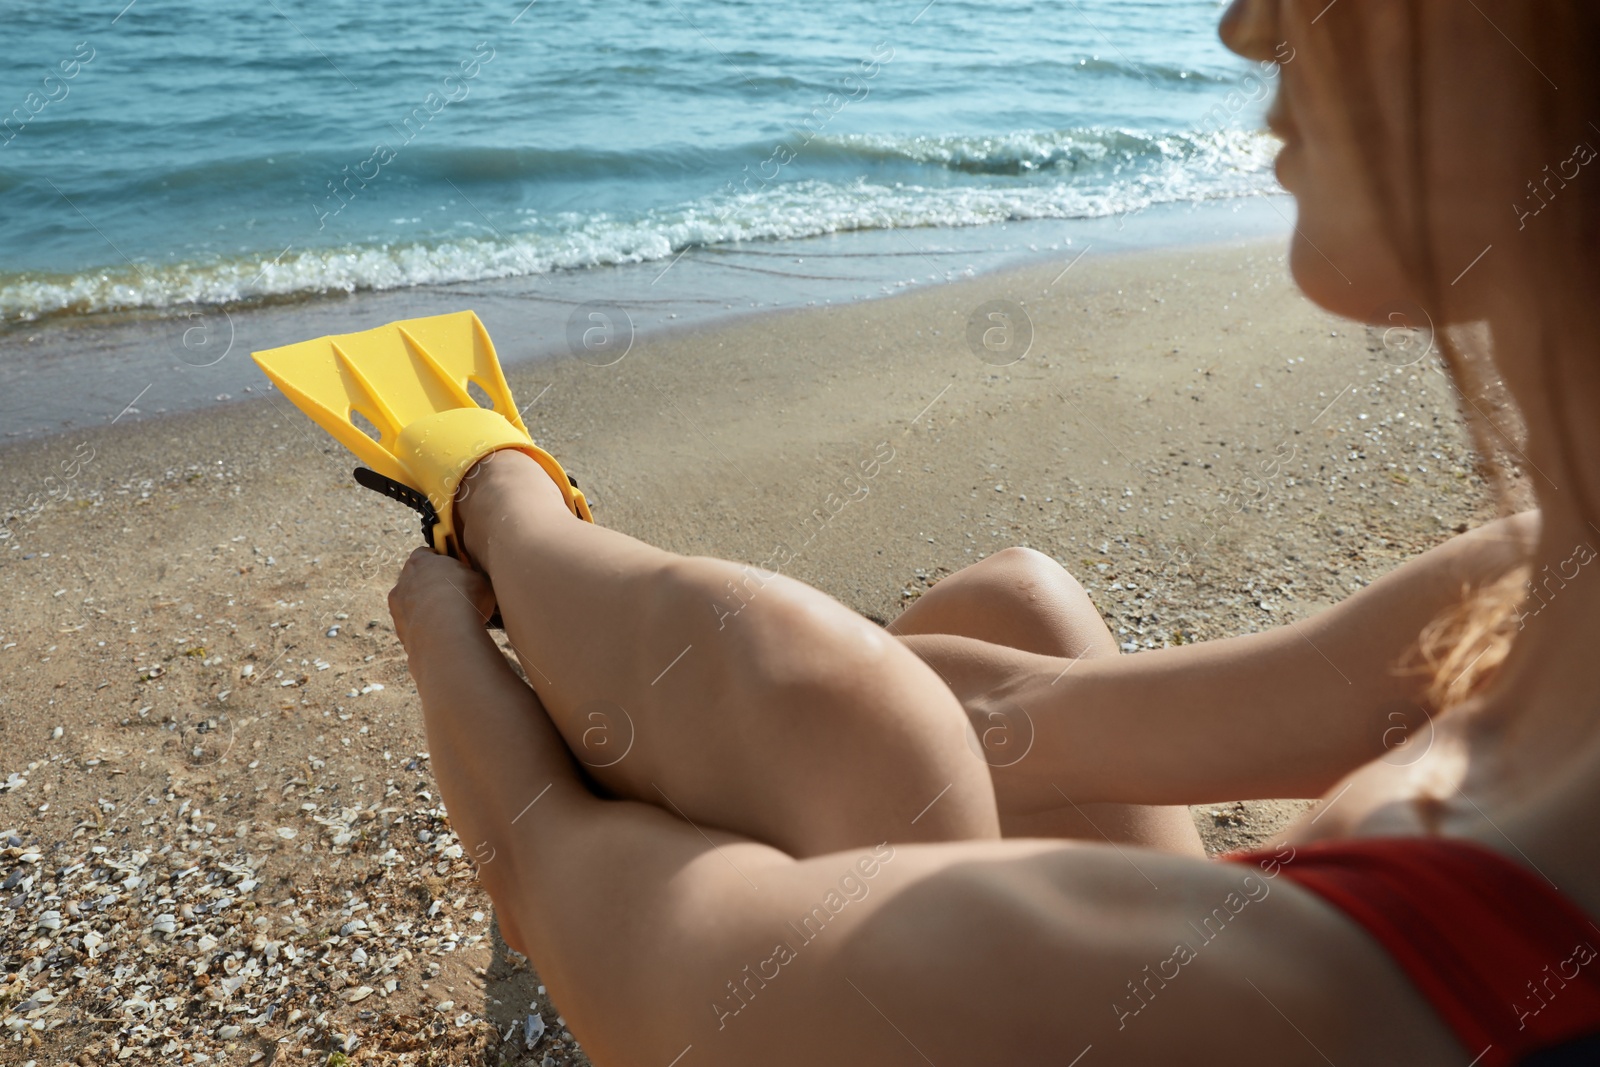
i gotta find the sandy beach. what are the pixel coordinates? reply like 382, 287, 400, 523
0, 238, 1493, 1065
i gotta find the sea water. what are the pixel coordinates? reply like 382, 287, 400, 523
0, 0, 1282, 324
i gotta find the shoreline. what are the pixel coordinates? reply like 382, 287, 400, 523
0, 196, 1292, 445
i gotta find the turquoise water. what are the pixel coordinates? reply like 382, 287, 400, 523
0, 0, 1279, 322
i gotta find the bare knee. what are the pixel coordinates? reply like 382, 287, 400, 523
971, 545, 1086, 598
896, 547, 1110, 658
928, 546, 1082, 612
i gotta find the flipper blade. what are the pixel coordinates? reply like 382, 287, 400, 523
252, 337, 405, 483
395, 310, 527, 433
252, 310, 521, 480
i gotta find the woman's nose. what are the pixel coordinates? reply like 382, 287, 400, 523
1220, 0, 1279, 62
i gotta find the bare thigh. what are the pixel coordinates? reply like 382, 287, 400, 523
891, 547, 1205, 856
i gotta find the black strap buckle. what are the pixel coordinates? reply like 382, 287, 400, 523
352, 467, 439, 548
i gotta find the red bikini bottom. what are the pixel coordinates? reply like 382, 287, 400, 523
1227, 837, 1600, 1066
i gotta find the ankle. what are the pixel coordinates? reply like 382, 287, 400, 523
454, 449, 568, 570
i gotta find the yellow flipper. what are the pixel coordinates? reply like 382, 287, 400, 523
252, 310, 592, 556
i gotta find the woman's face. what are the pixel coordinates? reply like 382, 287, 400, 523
1219, 0, 1525, 328
1219, 0, 1408, 323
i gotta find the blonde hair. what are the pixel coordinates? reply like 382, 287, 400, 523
1409, 332, 1532, 710
1406, 569, 1528, 711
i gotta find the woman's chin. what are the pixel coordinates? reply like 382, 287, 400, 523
1272, 144, 1299, 190
1287, 234, 1372, 323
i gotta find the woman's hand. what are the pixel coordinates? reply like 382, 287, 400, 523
382, 547, 596, 963
387, 548, 498, 652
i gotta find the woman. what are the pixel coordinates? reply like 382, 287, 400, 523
388, 1, 1600, 1063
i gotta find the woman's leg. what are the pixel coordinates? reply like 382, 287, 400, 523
891, 547, 1205, 856
452, 450, 999, 858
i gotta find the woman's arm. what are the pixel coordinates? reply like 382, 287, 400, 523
908, 512, 1536, 810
